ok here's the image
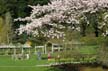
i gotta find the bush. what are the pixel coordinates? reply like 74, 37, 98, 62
80, 36, 105, 45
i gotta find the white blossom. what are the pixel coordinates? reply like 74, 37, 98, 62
15, 0, 108, 37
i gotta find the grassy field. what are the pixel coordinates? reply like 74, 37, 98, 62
79, 45, 98, 54
0, 45, 104, 71
0, 55, 56, 71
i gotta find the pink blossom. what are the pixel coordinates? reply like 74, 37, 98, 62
15, 0, 108, 37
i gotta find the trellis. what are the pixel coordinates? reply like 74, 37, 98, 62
0, 45, 31, 55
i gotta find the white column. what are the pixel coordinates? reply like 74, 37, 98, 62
44, 44, 47, 54
22, 47, 24, 54
42, 46, 44, 54
29, 48, 30, 54
59, 47, 60, 52
35, 46, 36, 53
52, 44, 54, 53
14, 47, 16, 55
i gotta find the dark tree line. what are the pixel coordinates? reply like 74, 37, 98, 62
0, 0, 50, 44
0, 0, 50, 27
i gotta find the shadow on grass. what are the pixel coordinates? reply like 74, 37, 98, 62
45, 64, 80, 71
45, 67, 65, 71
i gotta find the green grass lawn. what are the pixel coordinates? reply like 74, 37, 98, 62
0, 67, 48, 71
0, 55, 56, 71
0, 45, 99, 71
79, 45, 98, 54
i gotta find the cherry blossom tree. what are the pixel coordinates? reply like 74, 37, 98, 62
14, 0, 108, 38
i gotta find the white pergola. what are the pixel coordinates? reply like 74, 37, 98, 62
51, 43, 63, 53
35, 44, 63, 54
35, 45, 47, 54
0, 44, 31, 55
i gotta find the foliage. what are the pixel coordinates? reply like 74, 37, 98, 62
0, 0, 50, 30
97, 45, 108, 67
98, 37, 108, 65
0, 12, 12, 44
29, 36, 47, 46
0, 0, 7, 15
0, 0, 50, 44
0, 0, 50, 16
80, 36, 106, 45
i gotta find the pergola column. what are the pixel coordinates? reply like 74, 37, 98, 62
44, 44, 47, 54
52, 45, 54, 53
